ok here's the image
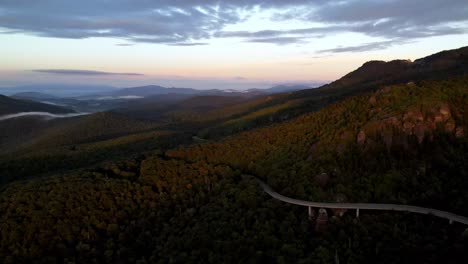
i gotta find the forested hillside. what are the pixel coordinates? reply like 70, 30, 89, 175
1, 73, 467, 263
185, 46, 468, 140
0, 95, 74, 115
0, 112, 188, 184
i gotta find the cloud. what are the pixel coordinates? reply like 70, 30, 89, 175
245, 36, 308, 45
217, 26, 343, 45
274, 0, 468, 41
318, 40, 408, 54
0, 0, 467, 49
0, 1, 250, 45
33, 69, 143, 76
116, 43, 133, 47
216, 26, 343, 39
0, 112, 88, 121
168, 42, 208, 46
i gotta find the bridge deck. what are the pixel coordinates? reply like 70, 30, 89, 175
255, 178, 468, 225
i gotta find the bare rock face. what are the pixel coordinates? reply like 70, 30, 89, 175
456, 127, 464, 138
357, 130, 367, 144
434, 114, 444, 123
439, 105, 451, 118
404, 111, 424, 122
384, 116, 401, 126
341, 130, 354, 140
403, 121, 415, 134
426, 117, 437, 130
376, 86, 392, 95
337, 131, 354, 154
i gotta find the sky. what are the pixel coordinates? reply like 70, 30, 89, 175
1, 0, 467, 90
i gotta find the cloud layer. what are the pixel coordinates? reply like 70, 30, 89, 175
1, 0, 467, 51
33, 69, 143, 76
0, 112, 88, 121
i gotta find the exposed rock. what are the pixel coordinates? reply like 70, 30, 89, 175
434, 114, 444, 123
376, 86, 392, 94
439, 105, 451, 117
357, 130, 366, 144
340, 130, 354, 140
404, 111, 424, 122
368, 96, 377, 105
384, 116, 400, 126
426, 117, 437, 129
403, 121, 415, 134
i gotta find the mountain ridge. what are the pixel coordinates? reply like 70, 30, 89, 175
0, 95, 75, 116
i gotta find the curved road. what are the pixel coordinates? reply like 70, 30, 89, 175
254, 177, 468, 225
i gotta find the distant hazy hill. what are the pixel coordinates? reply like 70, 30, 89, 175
0, 95, 74, 115
12, 92, 57, 100
111, 85, 206, 97
96, 84, 310, 99
102, 85, 245, 98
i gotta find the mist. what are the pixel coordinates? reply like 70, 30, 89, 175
0, 112, 88, 121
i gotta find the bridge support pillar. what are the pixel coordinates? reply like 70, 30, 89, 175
356, 208, 360, 218
308, 207, 314, 220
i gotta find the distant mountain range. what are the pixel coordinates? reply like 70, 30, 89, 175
11, 92, 57, 100
79, 83, 318, 100
0, 83, 318, 114
1, 83, 319, 99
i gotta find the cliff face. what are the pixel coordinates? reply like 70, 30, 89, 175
306, 75, 467, 157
